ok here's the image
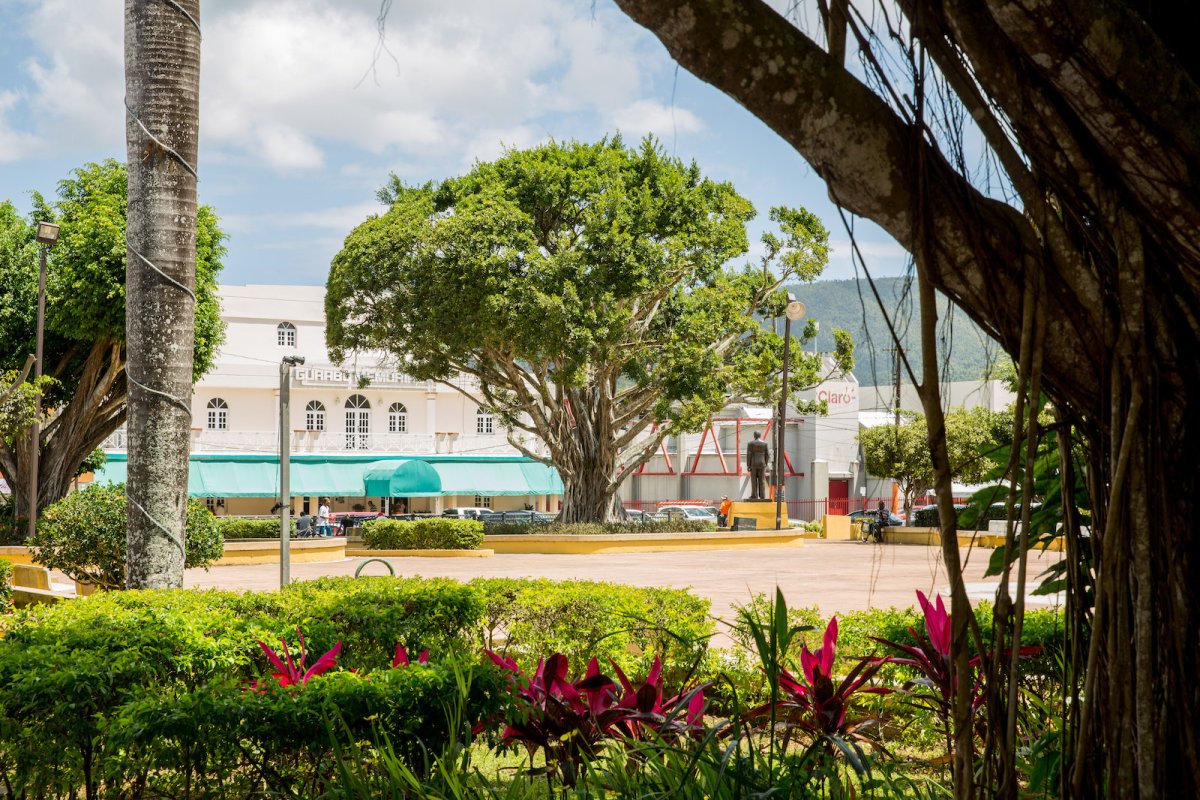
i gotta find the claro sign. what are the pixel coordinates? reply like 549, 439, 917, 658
815, 384, 858, 407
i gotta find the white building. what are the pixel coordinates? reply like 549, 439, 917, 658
102, 285, 558, 516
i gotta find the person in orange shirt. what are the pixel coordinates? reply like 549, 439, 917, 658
719, 496, 732, 527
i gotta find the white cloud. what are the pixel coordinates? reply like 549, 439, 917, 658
4, 0, 673, 173
611, 99, 703, 142
0, 90, 41, 162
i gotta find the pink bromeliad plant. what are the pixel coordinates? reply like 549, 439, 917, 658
254, 629, 342, 689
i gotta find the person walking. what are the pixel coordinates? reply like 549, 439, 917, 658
317, 498, 332, 538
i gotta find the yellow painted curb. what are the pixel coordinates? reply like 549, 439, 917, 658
885, 527, 1066, 551
345, 549, 495, 558
0, 547, 35, 566
214, 538, 346, 566
484, 531, 804, 555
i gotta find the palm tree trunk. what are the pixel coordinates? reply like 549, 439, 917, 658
123, 0, 201, 588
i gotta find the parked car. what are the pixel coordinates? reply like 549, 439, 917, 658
848, 509, 905, 527
656, 504, 719, 524
484, 510, 554, 524
623, 508, 657, 523
441, 507, 495, 520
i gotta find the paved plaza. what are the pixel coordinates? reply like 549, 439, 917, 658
185, 540, 1064, 634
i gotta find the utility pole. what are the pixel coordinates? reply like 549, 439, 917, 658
279, 355, 305, 586
884, 346, 902, 427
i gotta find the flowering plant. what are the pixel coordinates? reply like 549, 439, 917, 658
254, 629, 341, 689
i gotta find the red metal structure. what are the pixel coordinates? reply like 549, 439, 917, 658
635, 416, 805, 477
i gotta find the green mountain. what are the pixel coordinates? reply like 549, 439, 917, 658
785, 277, 1008, 387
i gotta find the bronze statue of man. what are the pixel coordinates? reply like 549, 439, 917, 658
746, 431, 770, 500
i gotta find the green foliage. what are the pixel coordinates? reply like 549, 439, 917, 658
472, 577, 713, 686
859, 407, 1011, 514
28, 483, 224, 589
215, 516, 294, 539
361, 517, 484, 550
0, 366, 56, 445
483, 518, 717, 535
0, 580, 504, 796
328, 137, 851, 520
4, 159, 226, 385
0, 559, 11, 615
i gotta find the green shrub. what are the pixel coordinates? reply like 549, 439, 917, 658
0, 558, 11, 614
0, 576, 492, 795
471, 577, 713, 686
216, 516, 294, 539
483, 519, 718, 535
361, 517, 484, 550
29, 483, 223, 589
90, 666, 508, 797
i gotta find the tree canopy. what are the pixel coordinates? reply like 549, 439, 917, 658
327, 137, 851, 521
859, 407, 1009, 515
0, 159, 224, 528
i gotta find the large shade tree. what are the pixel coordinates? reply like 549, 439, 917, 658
615, 0, 1200, 797
326, 138, 851, 522
0, 162, 224, 540
124, 0, 204, 588
859, 407, 1009, 518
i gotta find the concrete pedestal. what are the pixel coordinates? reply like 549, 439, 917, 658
726, 500, 789, 531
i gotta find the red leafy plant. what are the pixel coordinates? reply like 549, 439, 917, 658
758, 616, 891, 764
393, 644, 429, 668
485, 651, 705, 787
870, 590, 1041, 745
254, 629, 342, 689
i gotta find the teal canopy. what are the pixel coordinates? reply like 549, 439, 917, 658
362, 459, 563, 497
91, 453, 563, 498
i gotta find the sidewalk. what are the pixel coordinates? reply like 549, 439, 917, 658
185, 540, 1064, 630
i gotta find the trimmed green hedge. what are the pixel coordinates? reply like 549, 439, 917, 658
216, 516, 295, 539
0, 576, 495, 795
471, 577, 714, 686
361, 517, 484, 550
483, 519, 718, 536
0, 558, 11, 614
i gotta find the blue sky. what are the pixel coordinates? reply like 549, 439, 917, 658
0, 0, 910, 287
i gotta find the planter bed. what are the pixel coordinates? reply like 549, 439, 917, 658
484, 529, 804, 555
214, 537, 345, 565
345, 548, 494, 558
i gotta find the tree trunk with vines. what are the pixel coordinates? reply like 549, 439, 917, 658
124, 0, 201, 588
616, 1, 1200, 796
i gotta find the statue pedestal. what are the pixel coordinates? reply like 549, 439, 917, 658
726, 500, 789, 531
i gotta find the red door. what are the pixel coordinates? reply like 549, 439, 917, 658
828, 479, 850, 515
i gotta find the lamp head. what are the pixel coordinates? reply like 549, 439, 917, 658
785, 300, 806, 321
35, 221, 60, 246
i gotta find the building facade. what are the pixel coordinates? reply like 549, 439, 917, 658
103, 285, 554, 516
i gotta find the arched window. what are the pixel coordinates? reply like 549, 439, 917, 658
206, 397, 228, 430
305, 400, 326, 431
388, 402, 408, 433
277, 321, 297, 348
345, 394, 370, 449
476, 408, 494, 435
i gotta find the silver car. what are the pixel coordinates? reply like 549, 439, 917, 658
656, 505, 719, 524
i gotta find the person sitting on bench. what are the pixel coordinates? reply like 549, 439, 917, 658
295, 511, 315, 538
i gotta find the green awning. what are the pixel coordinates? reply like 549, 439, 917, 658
364, 460, 439, 497
91, 453, 563, 499
361, 459, 563, 497
291, 460, 375, 497
91, 458, 281, 498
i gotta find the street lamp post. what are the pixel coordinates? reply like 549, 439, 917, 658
279, 355, 305, 586
776, 296, 806, 530
27, 222, 60, 541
